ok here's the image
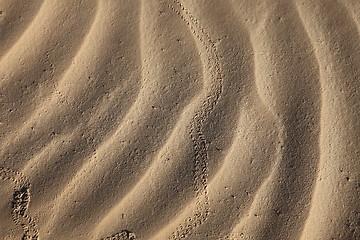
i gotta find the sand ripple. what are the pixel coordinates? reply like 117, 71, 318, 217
0, 0, 359, 239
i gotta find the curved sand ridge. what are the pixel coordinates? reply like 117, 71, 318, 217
0, 0, 359, 239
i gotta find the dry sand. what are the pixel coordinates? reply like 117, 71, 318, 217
0, 0, 359, 239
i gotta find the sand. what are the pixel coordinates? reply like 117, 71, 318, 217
0, 0, 359, 239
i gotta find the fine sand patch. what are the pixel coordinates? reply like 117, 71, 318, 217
1, 0, 359, 239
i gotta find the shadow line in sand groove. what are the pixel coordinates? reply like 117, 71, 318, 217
0, 167, 39, 240
0, 0, 45, 62
2, 1, 358, 239
0, 166, 135, 240
167, 0, 223, 238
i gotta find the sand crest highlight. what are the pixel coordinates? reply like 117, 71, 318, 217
0, 0, 359, 239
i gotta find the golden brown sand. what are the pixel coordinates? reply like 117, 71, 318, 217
0, 0, 359, 239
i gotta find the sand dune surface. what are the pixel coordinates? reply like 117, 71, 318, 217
0, 0, 359, 239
